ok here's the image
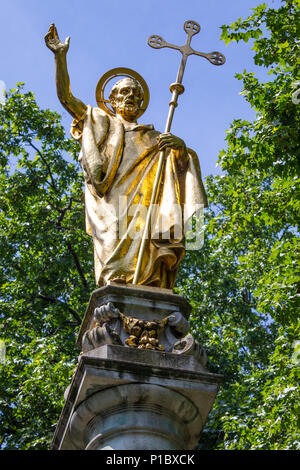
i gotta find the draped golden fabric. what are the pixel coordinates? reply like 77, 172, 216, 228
71, 106, 207, 289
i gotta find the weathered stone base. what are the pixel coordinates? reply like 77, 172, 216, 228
51, 285, 222, 450
51, 344, 222, 450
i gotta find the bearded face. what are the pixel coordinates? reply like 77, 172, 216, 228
109, 78, 143, 122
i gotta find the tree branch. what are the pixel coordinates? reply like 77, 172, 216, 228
57, 197, 74, 224
36, 293, 82, 324
26, 140, 58, 192
45, 320, 79, 337
21, 139, 89, 291
66, 241, 89, 289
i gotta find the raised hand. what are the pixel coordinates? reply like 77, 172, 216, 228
44, 23, 86, 120
44, 23, 70, 55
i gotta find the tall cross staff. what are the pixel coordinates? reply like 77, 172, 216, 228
133, 20, 225, 284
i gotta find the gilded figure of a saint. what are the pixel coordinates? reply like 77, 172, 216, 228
45, 24, 207, 289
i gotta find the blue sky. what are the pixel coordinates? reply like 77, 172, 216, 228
0, 0, 281, 177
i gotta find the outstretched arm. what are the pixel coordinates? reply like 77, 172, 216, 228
45, 24, 87, 120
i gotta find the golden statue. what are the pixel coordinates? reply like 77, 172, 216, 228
45, 24, 208, 289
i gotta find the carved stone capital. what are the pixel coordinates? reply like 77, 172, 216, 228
81, 299, 207, 369
78, 285, 206, 368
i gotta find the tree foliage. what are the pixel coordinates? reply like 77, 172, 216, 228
0, 85, 95, 448
0, 0, 299, 450
176, 0, 300, 450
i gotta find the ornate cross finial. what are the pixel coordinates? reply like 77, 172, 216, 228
133, 21, 225, 285
148, 20, 225, 87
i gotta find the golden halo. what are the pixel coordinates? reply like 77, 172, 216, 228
95, 67, 150, 118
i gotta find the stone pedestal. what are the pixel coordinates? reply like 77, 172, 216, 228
51, 285, 222, 450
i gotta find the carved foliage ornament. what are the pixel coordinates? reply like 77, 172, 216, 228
81, 302, 207, 368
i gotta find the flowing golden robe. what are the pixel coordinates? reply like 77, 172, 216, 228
71, 106, 207, 288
